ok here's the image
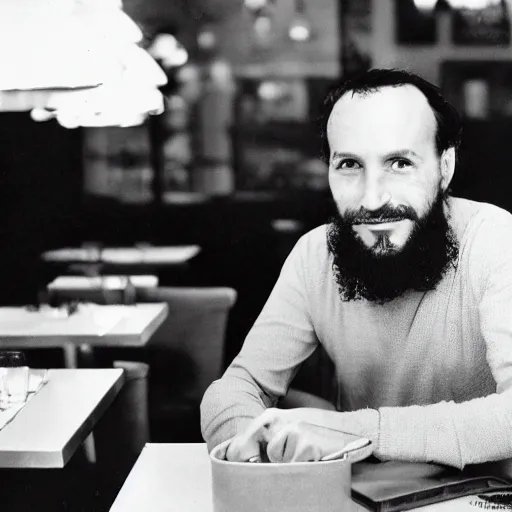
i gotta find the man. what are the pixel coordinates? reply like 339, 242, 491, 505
200, 68, 512, 469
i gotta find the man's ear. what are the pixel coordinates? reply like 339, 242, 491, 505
440, 147, 455, 191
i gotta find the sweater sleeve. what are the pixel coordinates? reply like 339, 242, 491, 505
200, 236, 319, 452
375, 210, 512, 469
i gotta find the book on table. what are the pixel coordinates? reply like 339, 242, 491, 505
352, 459, 512, 511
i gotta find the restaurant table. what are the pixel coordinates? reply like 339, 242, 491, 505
42, 245, 201, 267
47, 275, 159, 291
0, 304, 166, 464
0, 368, 123, 468
109, 443, 501, 512
0, 303, 168, 368
47, 275, 159, 304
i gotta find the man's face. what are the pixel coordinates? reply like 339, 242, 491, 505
327, 85, 453, 255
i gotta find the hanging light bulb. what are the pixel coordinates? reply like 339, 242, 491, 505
446, 0, 498, 8
148, 33, 189, 68
288, 0, 312, 42
253, 11, 274, 44
288, 15, 312, 41
0, 0, 167, 127
413, 0, 439, 11
244, 0, 267, 11
197, 26, 217, 51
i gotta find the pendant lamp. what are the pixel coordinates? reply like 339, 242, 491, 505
0, 0, 167, 127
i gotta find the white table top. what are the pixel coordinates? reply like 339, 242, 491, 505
109, 444, 493, 512
0, 368, 123, 468
42, 245, 201, 265
48, 275, 159, 290
110, 444, 213, 512
0, 303, 168, 348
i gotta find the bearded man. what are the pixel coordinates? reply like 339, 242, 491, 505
200, 68, 512, 469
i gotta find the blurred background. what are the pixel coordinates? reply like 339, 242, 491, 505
4, 0, 511, 366
1, 1, 511, 509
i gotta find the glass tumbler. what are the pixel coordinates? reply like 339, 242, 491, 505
0, 351, 29, 409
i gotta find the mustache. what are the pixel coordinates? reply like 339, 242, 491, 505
341, 204, 419, 225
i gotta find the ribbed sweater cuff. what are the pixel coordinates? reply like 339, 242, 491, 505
377, 405, 428, 462
338, 408, 380, 448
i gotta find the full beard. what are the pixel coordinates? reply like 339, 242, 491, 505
326, 192, 459, 304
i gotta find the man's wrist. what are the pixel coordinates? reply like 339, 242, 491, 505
338, 408, 380, 449
286, 407, 380, 449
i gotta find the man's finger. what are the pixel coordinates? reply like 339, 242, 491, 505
266, 421, 320, 462
225, 424, 270, 462
213, 438, 232, 460
266, 425, 292, 462
289, 440, 322, 462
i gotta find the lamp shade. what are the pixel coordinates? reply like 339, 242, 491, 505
0, 0, 167, 127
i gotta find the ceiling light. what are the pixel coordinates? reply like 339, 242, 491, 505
413, 0, 439, 11
148, 33, 189, 68
288, 15, 312, 42
244, 0, 268, 11
288, 0, 312, 42
253, 13, 274, 40
0, 0, 167, 127
197, 28, 217, 51
446, 0, 500, 8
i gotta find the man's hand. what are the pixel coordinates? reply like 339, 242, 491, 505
224, 408, 364, 463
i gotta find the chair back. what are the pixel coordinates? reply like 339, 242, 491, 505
136, 287, 237, 403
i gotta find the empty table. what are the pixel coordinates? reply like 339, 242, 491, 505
42, 245, 201, 267
0, 368, 123, 468
0, 303, 168, 368
47, 275, 159, 291
47, 275, 159, 304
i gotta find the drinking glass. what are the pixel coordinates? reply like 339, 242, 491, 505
0, 351, 29, 409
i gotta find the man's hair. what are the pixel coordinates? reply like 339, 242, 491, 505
320, 68, 462, 164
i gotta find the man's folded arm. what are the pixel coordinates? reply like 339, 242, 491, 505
200, 236, 319, 452
375, 390, 512, 469
365, 218, 512, 469
272, 391, 512, 469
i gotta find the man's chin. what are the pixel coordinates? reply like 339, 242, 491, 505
326, 193, 459, 303
353, 219, 414, 252
368, 244, 402, 258
354, 230, 409, 258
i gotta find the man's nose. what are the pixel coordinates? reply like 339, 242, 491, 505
360, 171, 391, 211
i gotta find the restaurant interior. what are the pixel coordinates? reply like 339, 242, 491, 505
1, 0, 511, 510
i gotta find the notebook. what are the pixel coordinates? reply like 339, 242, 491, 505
351, 459, 512, 512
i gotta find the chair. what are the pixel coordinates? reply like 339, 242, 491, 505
106, 286, 237, 442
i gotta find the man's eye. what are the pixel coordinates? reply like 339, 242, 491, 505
390, 158, 412, 171
338, 159, 361, 170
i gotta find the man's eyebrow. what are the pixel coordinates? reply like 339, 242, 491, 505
330, 149, 423, 162
384, 149, 423, 161
331, 151, 359, 161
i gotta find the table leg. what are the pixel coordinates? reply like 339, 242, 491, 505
83, 434, 97, 464
63, 344, 78, 369
62, 343, 97, 463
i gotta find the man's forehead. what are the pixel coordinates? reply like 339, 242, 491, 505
328, 85, 436, 131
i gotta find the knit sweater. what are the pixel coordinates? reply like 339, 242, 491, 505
200, 197, 512, 469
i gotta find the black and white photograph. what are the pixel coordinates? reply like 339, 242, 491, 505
1, 0, 512, 511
